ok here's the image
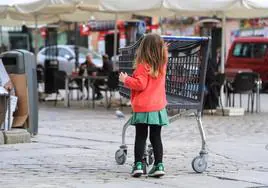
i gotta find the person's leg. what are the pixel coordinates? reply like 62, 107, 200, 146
149, 126, 163, 165
93, 80, 103, 99
74, 78, 83, 92
134, 123, 148, 163
148, 125, 165, 177
132, 123, 148, 177
84, 79, 89, 99
94, 83, 101, 95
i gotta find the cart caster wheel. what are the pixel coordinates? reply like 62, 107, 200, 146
115, 149, 127, 165
192, 156, 207, 173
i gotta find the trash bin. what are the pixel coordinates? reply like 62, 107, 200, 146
0, 49, 38, 135
44, 59, 59, 94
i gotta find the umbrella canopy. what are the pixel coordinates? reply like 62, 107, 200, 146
96, 0, 268, 18
0, 0, 75, 25
2, 0, 268, 24
165, 0, 268, 18
11, 0, 78, 14
0, 0, 131, 25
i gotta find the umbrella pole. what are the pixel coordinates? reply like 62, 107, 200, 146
74, 22, 79, 69
0, 26, 2, 45
159, 16, 163, 34
113, 13, 118, 71
221, 15, 226, 74
220, 14, 226, 107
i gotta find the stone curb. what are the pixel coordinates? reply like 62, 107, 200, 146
0, 131, 4, 145
2, 129, 31, 144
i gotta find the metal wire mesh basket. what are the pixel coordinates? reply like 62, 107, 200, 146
119, 35, 211, 111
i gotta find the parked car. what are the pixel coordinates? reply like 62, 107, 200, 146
226, 37, 268, 89
37, 45, 103, 75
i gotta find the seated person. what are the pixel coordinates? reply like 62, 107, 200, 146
77, 53, 103, 100
203, 58, 219, 110
99, 54, 113, 76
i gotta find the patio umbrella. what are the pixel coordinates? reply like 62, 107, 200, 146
3, 0, 268, 69
96, 0, 268, 68
0, 0, 120, 63
0, 0, 78, 59
2, 0, 268, 106
0, 0, 79, 23
95, 0, 268, 18
10, 0, 131, 61
0, 0, 131, 58
94, 0, 268, 106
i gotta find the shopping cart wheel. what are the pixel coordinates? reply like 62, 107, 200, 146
191, 156, 207, 173
115, 149, 127, 165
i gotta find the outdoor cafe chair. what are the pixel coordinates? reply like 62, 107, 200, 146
53, 70, 81, 107
226, 72, 260, 113
95, 71, 121, 109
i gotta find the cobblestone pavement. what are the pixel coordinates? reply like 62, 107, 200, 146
0, 96, 268, 188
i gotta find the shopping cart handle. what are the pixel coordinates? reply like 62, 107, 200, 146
161, 35, 210, 41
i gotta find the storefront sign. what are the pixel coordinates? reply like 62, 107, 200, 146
240, 18, 268, 28
80, 24, 90, 36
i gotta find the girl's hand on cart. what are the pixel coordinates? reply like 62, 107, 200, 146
164, 42, 170, 48
119, 72, 128, 83
164, 42, 170, 64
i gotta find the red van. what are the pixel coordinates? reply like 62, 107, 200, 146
226, 37, 268, 89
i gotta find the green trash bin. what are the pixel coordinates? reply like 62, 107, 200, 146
1, 50, 38, 135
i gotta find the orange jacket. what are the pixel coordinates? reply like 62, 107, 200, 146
124, 63, 167, 112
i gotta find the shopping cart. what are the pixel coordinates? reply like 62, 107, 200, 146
115, 35, 211, 173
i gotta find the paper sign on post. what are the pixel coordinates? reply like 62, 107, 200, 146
0, 59, 10, 87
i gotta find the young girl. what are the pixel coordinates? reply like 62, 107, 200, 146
119, 33, 169, 178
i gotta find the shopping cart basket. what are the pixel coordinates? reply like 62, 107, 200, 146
115, 35, 211, 173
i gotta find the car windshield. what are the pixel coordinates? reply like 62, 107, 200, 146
71, 46, 102, 60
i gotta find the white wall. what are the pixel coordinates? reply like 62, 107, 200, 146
225, 19, 240, 57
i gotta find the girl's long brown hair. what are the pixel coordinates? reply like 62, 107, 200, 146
134, 33, 168, 77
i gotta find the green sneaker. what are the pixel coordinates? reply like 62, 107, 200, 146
148, 163, 165, 177
131, 162, 143, 177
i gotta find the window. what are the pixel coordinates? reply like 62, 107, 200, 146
233, 43, 252, 58
233, 42, 268, 59
78, 47, 88, 59
233, 43, 243, 57
70, 46, 102, 60
90, 50, 102, 60
43, 47, 57, 57
252, 43, 267, 58
58, 48, 72, 58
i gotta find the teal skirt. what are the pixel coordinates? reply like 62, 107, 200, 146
130, 108, 169, 126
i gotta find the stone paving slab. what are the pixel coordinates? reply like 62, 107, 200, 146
0, 100, 267, 188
